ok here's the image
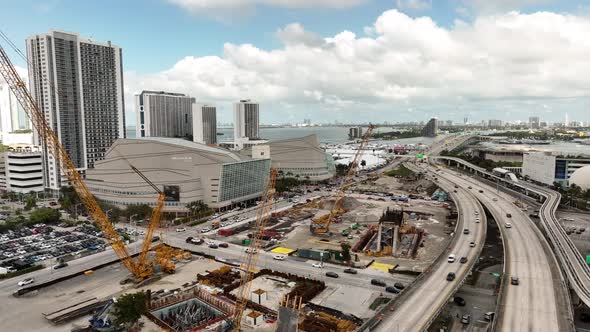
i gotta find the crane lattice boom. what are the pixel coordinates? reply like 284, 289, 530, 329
0, 45, 141, 276
311, 124, 375, 234
232, 168, 278, 331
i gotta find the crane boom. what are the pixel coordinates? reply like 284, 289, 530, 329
129, 163, 166, 278
233, 168, 278, 331
0, 45, 138, 275
311, 124, 374, 234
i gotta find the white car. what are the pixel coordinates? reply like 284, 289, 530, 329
475, 218, 480, 223
474, 211, 479, 216
175, 227, 186, 232
273, 255, 286, 261
17, 277, 34, 286
245, 248, 258, 254
505, 222, 512, 228
201, 228, 211, 233
469, 241, 476, 247
448, 254, 456, 263
312, 262, 323, 268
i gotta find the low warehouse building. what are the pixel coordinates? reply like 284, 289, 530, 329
85, 137, 271, 212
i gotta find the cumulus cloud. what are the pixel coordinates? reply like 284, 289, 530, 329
126, 9, 590, 124
396, 0, 432, 11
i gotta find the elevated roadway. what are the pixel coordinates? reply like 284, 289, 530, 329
435, 156, 590, 309
369, 165, 486, 331
431, 165, 570, 331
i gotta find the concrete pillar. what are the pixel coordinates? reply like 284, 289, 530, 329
376, 222, 382, 252
392, 225, 399, 255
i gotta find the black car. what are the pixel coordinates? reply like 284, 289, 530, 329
453, 296, 466, 306
185, 236, 194, 243
393, 282, 405, 290
385, 286, 400, 294
326, 272, 339, 278
447, 272, 456, 281
343, 268, 358, 274
460, 257, 468, 264
371, 279, 386, 287
54, 262, 68, 269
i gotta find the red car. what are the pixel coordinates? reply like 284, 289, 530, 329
218, 243, 229, 248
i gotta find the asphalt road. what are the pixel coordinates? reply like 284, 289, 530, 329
373, 164, 486, 332
435, 167, 564, 332
164, 229, 415, 290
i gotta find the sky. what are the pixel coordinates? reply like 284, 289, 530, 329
1, 0, 589, 126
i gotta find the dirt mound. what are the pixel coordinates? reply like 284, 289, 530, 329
322, 196, 363, 211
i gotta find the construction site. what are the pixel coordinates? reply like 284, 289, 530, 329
0, 42, 458, 332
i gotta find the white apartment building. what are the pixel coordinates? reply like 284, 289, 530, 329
3, 145, 44, 193
136, 91, 194, 138
233, 100, 259, 140
192, 104, 217, 145
26, 30, 126, 191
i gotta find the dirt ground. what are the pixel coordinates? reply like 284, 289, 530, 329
277, 196, 453, 273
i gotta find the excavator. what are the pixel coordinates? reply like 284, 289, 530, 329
310, 124, 375, 235
0, 39, 166, 283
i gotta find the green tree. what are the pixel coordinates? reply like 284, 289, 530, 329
341, 242, 352, 262
113, 292, 147, 327
30, 208, 60, 224
24, 197, 37, 211
335, 163, 350, 177
186, 201, 211, 220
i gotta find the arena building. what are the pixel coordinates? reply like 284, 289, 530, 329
243, 134, 335, 182
85, 137, 271, 212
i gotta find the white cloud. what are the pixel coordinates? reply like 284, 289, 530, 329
396, 0, 432, 11
126, 9, 590, 124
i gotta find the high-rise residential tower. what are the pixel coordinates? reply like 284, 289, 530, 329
233, 100, 259, 140
529, 116, 540, 129
136, 90, 194, 138
421, 118, 439, 137
0, 80, 31, 133
192, 104, 217, 145
26, 30, 125, 190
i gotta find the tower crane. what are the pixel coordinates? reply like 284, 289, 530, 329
232, 168, 278, 331
0, 41, 160, 281
310, 124, 375, 234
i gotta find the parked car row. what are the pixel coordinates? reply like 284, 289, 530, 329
0, 225, 106, 269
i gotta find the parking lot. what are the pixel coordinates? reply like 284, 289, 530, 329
0, 224, 106, 271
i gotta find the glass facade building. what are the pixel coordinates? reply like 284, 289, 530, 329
218, 159, 271, 203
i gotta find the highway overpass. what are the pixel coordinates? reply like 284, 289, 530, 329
435, 156, 590, 309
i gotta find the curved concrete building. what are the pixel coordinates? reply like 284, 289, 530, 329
85, 137, 271, 212
246, 135, 335, 181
